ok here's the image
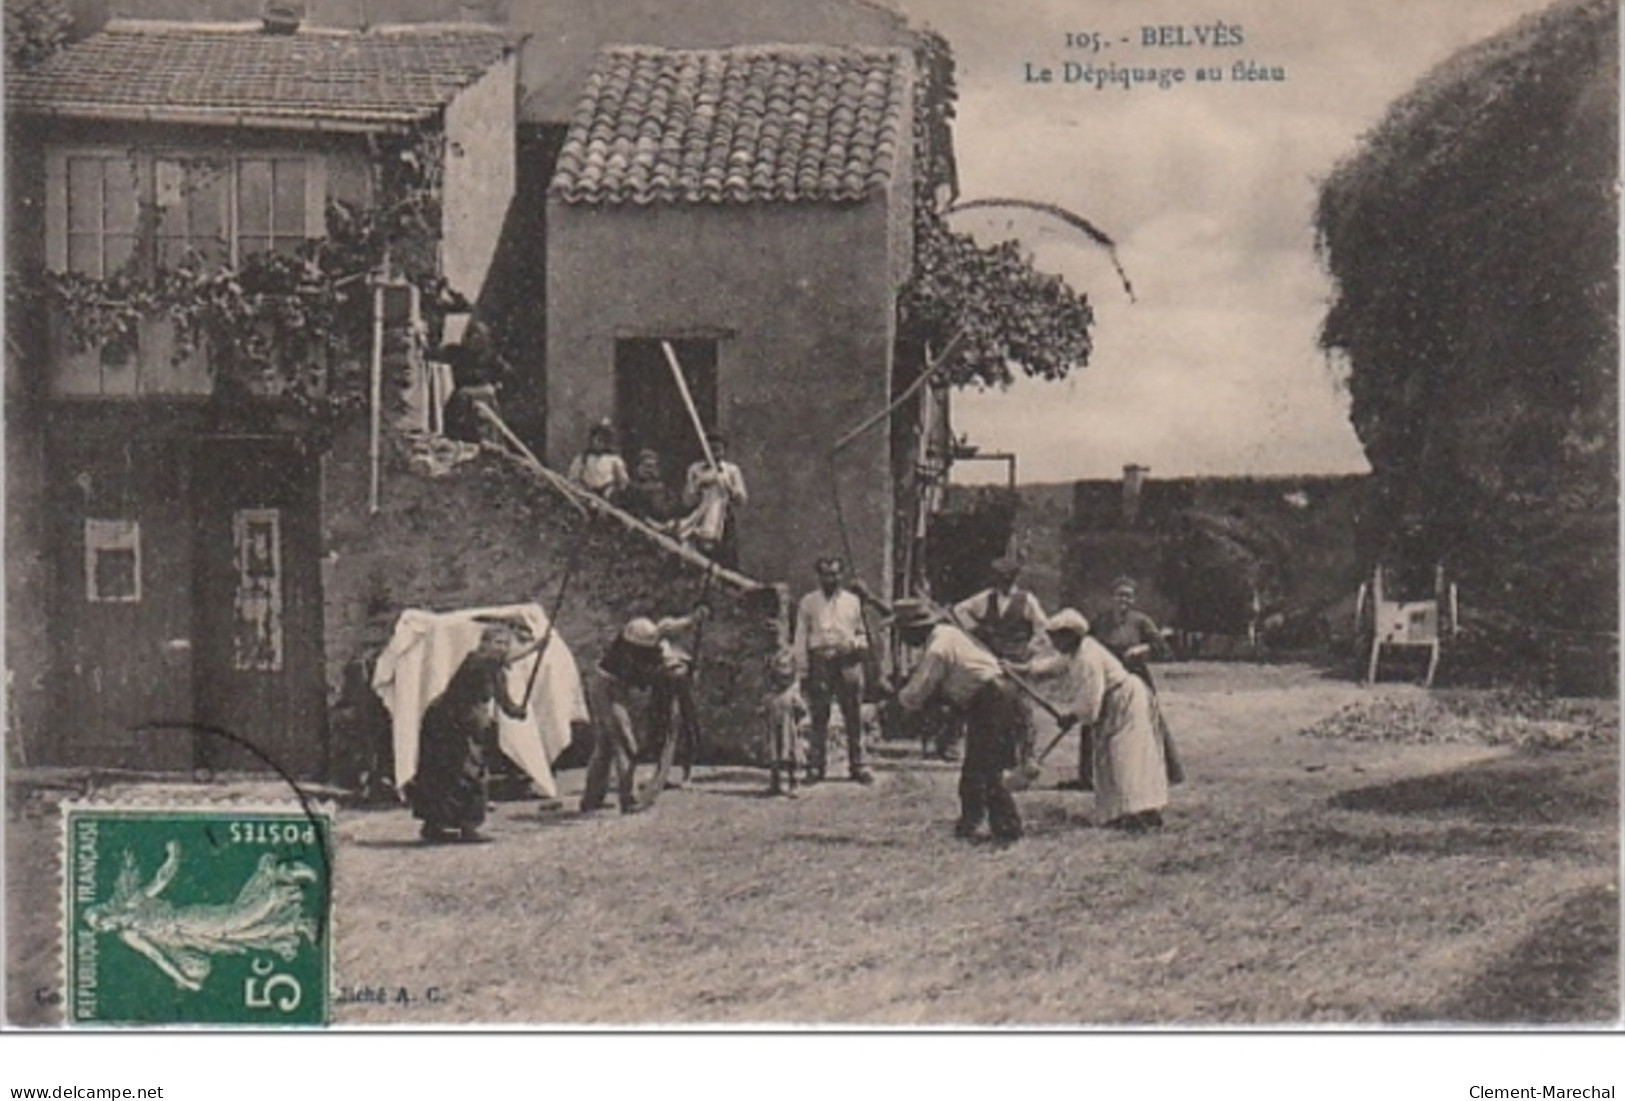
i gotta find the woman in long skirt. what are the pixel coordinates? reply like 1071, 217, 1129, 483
1023, 609, 1170, 831
407, 617, 538, 843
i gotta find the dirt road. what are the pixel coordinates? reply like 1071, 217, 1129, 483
8, 663, 1617, 1025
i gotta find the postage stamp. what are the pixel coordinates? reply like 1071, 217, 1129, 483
61, 802, 333, 1028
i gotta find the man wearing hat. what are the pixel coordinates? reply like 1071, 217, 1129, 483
943, 557, 1047, 761
953, 557, 1049, 663
793, 556, 875, 785
889, 599, 1028, 846
581, 607, 708, 814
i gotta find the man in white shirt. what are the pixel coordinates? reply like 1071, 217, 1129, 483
793, 557, 874, 785
681, 432, 748, 569
891, 599, 1027, 846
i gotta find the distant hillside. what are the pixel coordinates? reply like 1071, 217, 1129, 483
940, 480, 1073, 611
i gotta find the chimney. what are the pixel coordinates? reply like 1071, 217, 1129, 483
66, 0, 111, 41
262, 0, 305, 34
1122, 464, 1149, 526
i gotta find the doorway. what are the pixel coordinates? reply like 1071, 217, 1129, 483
45, 428, 327, 777
190, 437, 327, 778
47, 430, 196, 770
613, 338, 718, 495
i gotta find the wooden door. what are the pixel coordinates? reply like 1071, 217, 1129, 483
191, 438, 327, 778
46, 430, 196, 769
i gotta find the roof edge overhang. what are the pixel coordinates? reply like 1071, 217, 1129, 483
5, 102, 431, 133
549, 191, 887, 209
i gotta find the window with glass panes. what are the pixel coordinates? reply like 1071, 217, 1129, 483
55, 150, 318, 275
236, 157, 309, 258
154, 158, 229, 269
64, 155, 139, 277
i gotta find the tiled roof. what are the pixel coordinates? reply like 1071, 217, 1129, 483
550, 45, 910, 206
6, 24, 515, 128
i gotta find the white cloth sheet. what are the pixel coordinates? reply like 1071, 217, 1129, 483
371, 603, 588, 799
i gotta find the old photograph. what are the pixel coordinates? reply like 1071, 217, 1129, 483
2, 0, 1618, 1039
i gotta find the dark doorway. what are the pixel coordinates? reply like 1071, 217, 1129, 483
614, 338, 718, 494
191, 437, 327, 778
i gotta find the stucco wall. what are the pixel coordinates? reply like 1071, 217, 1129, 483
545, 198, 898, 594
441, 52, 517, 304
319, 424, 786, 767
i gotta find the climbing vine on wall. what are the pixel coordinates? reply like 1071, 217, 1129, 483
6, 125, 456, 420
897, 29, 1095, 392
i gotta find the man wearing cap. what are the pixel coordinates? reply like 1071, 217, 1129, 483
793, 557, 875, 785
581, 608, 708, 814
953, 558, 1050, 663
941, 557, 1047, 763
682, 433, 748, 569
890, 599, 1028, 846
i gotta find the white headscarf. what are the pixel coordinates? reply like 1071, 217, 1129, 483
1045, 608, 1091, 638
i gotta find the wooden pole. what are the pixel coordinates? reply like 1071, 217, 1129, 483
828, 326, 966, 456
660, 341, 717, 469
368, 280, 384, 515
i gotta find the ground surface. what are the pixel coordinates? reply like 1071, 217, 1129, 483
7, 663, 1618, 1026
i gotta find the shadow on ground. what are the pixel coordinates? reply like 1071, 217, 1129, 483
1387, 885, 1620, 1024
1273, 822, 1598, 864
1330, 750, 1616, 827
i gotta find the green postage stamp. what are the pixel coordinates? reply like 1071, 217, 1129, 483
61, 802, 333, 1027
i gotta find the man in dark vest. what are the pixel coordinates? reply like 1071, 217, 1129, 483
940, 558, 1048, 761
952, 558, 1049, 663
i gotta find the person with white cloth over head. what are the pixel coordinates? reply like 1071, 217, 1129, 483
371, 603, 589, 832
404, 615, 542, 844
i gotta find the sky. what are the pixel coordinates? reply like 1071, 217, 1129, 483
894, 0, 1558, 483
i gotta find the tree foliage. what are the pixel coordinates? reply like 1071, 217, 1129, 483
899, 30, 1095, 390
1314, 0, 1618, 632
4, 0, 71, 69
1160, 508, 1291, 636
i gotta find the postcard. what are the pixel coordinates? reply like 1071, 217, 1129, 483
4, 0, 1616, 1040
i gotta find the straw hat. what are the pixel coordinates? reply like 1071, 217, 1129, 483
888, 599, 945, 631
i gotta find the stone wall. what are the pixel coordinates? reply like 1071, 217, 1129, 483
319, 424, 788, 769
